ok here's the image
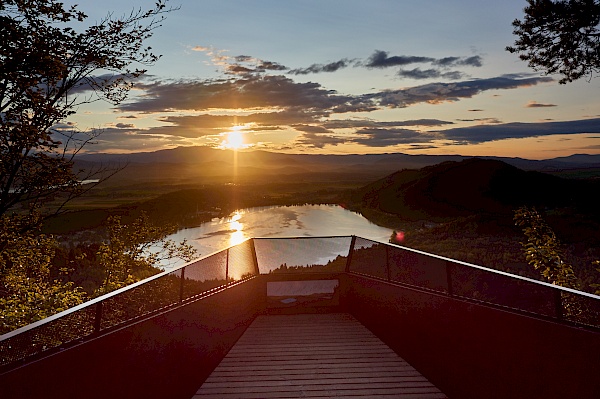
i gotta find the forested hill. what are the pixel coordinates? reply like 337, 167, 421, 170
351, 158, 599, 222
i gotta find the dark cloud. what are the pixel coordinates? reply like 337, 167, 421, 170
296, 132, 348, 148
115, 123, 135, 128
364, 76, 554, 108
289, 59, 352, 75
433, 55, 483, 67
526, 101, 557, 108
365, 50, 434, 68
293, 125, 334, 133
352, 128, 436, 147
234, 55, 253, 62
322, 119, 453, 129
365, 51, 483, 70
120, 74, 553, 121
257, 61, 288, 71
456, 118, 502, 124
461, 55, 484, 67
398, 68, 464, 80
227, 65, 254, 74
120, 75, 358, 114
440, 118, 600, 144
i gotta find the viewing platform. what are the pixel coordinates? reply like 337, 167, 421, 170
1, 236, 599, 398
195, 313, 447, 398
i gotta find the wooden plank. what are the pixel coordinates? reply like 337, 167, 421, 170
193, 313, 447, 399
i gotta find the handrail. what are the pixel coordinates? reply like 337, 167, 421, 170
0, 237, 255, 342
384, 239, 600, 300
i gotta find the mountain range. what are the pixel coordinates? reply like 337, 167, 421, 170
77, 146, 600, 184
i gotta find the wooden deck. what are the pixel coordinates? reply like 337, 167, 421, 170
193, 313, 447, 398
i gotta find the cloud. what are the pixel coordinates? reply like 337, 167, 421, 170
257, 61, 288, 71
352, 128, 437, 147
365, 50, 483, 70
365, 50, 433, 68
398, 68, 464, 80
295, 132, 348, 148
122, 74, 551, 116
456, 118, 502, 124
322, 119, 453, 129
433, 55, 483, 67
293, 125, 334, 133
115, 123, 135, 128
440, 118, 600, 144
289, 59, 353, 75
526, 101, 557, 108
364, 76, 554, 108
120, 75, 360, 114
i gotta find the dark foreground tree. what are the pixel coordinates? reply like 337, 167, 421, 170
507, 0, 600, 84
0, 1, 183, 332
0, 0, 172, 224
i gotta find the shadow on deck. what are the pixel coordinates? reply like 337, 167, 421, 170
1, 236, 599, 399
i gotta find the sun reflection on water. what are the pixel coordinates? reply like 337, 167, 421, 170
229, 211, 246, 246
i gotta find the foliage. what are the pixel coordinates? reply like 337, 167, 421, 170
95, 212, 196, 296
0, 0, 178, 333
0, 214, 86, 334
514, 206, 578, 288
507, 0, 600, 84
592, 260, 600, 294
0, 0, 172, 227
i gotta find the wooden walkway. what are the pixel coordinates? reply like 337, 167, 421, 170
193, 313, 447, 398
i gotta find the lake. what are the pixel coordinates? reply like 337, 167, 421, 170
161, 204, 393, 267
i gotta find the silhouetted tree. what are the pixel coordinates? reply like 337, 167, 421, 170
0, 0, 177, 331
0, 0, 173, 226
507, 0, 600, 84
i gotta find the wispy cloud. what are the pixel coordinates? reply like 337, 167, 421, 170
365, 51, 434, 68
363, 76, 553, 108
526, 101, 557, 108
289, 59, 353, 75
439, 118, 600, 144
397, 68, 464, 80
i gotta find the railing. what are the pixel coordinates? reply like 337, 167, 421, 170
347, 237, 600, 327
0, 238, 258, 369
1, 235, 599, 371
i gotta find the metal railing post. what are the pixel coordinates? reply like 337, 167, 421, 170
386, 245, 391, 282
345, 235, 357, 273
179, 267, 186, 302
94, 302, 103, 334
555, 290, 564, 320
250, 238, 260, 275
225, 248, 230, 284
446, 261, 454, 297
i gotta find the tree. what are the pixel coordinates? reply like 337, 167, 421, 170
514, 206, 578, 288
0, 212, 197, 333
95, 212, 196, 296
0, 0, 178, 332
0, 214, 87, 334
507, 0, 600, 84
0, 0, 172, 228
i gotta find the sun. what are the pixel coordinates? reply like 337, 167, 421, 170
222, 126, 246, 150
225, 131, 244, 149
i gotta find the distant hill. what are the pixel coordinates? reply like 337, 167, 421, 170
352, 158, 598, 222
77, 146, 600, 179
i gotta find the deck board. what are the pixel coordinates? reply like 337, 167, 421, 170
193, 313, 447, 399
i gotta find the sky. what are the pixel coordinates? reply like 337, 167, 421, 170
65, 0, 600, 159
